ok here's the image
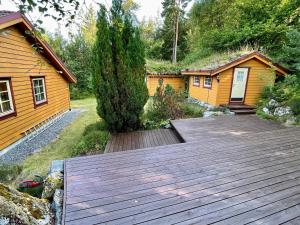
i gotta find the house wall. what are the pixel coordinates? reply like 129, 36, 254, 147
217, 59, 276, 106
188, 76, 219, 106
147, 75, 185, 96
0, 26, 71, 150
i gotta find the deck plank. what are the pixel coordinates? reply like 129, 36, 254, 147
64, 115, 300, 225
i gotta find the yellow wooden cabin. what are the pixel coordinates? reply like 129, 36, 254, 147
146, 74, 185, 96
0, 11, 76, 151
147, 51, 288, 107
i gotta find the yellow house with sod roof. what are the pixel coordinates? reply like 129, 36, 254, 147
147, 51, 288, 109
0, 11, 76, 151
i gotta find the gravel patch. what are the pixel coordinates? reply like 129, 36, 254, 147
0, 109, 83, 165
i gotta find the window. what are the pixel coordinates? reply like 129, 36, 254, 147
31, 77, 47, 106
204, 76, 212, 88
193, 76, 200, 86
0, 79, 15, 118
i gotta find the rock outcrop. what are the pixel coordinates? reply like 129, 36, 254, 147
0, 183, 53, 225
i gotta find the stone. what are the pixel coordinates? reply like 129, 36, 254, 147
49, 160, 64, 174
51, 189, 63, 225
285, 116, 297, 127
42, 172, 63, 200
0, 183, 52, 225
266, 99, 279, 110
203, 111, 224, 118
263, 107, 270, 115
273, 107, 292, 117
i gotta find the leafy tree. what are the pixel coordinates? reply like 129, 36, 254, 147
12, 0, 80, 27
93, 1, 148, 132
276, 29, 300, 76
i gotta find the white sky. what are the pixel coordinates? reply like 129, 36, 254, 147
1, 0, 165, 35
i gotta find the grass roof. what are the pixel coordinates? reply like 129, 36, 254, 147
146, 46, 263, 74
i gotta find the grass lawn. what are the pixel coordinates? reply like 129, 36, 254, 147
15, 98, 100, 182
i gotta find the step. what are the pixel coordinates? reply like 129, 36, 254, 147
227, 104, 256, 110
231, 109, 256, 115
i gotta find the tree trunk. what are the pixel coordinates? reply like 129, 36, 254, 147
172, 0, 180, 64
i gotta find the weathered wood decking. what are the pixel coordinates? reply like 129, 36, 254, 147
64, 115, 300, 225
105, 129, 182, 153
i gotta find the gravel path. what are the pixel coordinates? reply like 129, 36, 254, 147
0, 109, 83, 165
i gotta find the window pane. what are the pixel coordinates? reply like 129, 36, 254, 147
39, 79, 43, 86
2, 101, 12, 112
40, 93, 45, 101
0, 91, 9, 101
34, 80, 39, 87
0, 104, 3, 113
39, 86, 44, 93
0, 82, 8, 92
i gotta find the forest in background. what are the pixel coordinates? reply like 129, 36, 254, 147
46, 0, 300, 99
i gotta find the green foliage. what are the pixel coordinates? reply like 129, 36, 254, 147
144, 82, 204, 128
0, 164, 23, 184
17, 0, 80, 29
179, 102, 204, 118
160, 0, 190, 62
275, 29, 300, 77
93, 1, 148, 132
72, 121, 110, 156
47, 6, 97, 99
188, 0, 299, 61
289, 96, 300, 115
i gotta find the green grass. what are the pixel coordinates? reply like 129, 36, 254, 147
15, 98, 101, 182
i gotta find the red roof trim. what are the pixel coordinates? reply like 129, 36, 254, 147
0, 12, 76, 83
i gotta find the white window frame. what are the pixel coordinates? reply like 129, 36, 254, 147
32, 77, 47, 105
204, 76, 212, 88
0, 79, 15, 117
193, 76, 200, 86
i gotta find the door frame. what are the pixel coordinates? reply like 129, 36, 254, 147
229, 67, 250, 104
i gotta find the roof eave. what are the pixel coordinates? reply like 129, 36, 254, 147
0, 12, 77, 83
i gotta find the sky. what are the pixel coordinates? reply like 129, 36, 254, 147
1, 0, 165, 35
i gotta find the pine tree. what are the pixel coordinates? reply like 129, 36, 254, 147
93, 0, 148, 132
160, 0, 190, 63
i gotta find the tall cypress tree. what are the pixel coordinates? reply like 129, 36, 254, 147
93, 0, 148, 132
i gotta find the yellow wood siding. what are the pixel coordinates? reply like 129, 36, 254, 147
147, 76, 185, 96
217, 59, 275, 106
0, 26, 71, 150
189, 76, 219, 106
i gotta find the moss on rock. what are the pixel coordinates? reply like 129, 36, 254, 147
0, 183, 53, 225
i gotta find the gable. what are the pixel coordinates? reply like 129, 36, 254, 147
0, 11, 76, 83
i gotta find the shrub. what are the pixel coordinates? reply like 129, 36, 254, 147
72, 120, 110, 156
289, 96, 300, 115
0, 164, 23, 184
179, 102, 204, 118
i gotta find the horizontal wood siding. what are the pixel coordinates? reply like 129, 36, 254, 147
147, 76, 185, 96
189, 76, 219, 106
0, 26, 70, 150
217, 59, 275, 106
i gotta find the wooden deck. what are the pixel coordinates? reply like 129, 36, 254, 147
64, 115, 300, 225
105, 129, 182, 153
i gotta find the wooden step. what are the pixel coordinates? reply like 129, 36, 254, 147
231, 109, 256, 115
228, 104, 256, 110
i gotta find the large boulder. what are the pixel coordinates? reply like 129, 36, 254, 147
51, 189, 63, 225
274, 106, 292, 117
42, 172, 63, 200
0, 183, 52, 225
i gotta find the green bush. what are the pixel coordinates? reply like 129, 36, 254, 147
289, 96, 300, 115
0, 164, 23, 184
72, 120, 110, 156
179, 102, 204, 118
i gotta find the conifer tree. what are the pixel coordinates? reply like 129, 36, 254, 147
93, 0, 148, 132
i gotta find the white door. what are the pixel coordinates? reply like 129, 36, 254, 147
231, 68, 249, 102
